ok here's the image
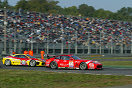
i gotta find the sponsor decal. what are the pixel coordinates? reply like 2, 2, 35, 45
11, 59, 18, 61
69, 61, 74, 67
56, 60, 59, 62
60, 63, 66, 67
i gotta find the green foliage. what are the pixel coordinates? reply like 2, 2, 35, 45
62, 6, 79, 16
3, 0, 8, 7
14, 0, 61, 13
78, 4, 95, 17
0, 0, 10, 8
117, 7, 132, 16
0, 0, 2, 8
93, 9, 112, 19
102, 61, 132, 66
116, 7, 132, 21
0, 0, 132, 21
15, 0, 29, 10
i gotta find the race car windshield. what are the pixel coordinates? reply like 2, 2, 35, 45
26, 55, 36, 58
71, 56, 81, 60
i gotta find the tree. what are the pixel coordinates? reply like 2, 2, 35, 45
93, 9, 113, 19
15, 0, 29, 10
78, 4, 95, 17
3, 0, 8, 7
115, 7, 132, 21
117, 7, 132, 16
63, 6, 79, 16
47, 1, 61, 13
0, 0, 2, 8
15, 0, 60, 13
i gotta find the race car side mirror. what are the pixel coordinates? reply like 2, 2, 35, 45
70, 58, 74, 60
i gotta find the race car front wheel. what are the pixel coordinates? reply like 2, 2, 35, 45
29, 60, 36, 67
5, 59, 11, 66
79, 62, 87, 70
50, 61, 58, 69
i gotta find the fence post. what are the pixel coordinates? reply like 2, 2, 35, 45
75, 31, 78, 55
121, 43, 123, 54
3, 7, 7, 54
61, 29, 64, 54
131, 32, 132, 54
87, 32, 90, 54
99, 30, 102, 54
111, 33, 113, 54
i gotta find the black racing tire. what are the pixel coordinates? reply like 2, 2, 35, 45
29, 60, 36, 67
50, 61, 58, 69
79, 62, 87, 70
5, 59, 11, 66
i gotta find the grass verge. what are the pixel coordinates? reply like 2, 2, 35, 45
102, 61, 132, 68
0, 69, 132, 88
102, 61, 132, 66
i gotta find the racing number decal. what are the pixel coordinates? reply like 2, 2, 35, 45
69, 61, 74, 67
21, 60, 26, 65
89, 63, 94, 69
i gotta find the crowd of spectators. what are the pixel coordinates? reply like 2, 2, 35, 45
0, 9, 131, 48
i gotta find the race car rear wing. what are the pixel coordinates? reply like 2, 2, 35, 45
44, 54, 56, 59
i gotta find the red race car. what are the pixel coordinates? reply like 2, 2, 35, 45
45, 54, 102, 70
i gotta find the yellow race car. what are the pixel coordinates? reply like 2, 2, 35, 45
2, 54, 45, 66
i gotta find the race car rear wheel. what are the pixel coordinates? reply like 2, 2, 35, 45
79, 62, 87, 70
29, 60, 36, 67
50, 61, 58, 69
5, 59, 11, 66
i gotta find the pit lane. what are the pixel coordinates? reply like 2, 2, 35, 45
0, 61, 132, 76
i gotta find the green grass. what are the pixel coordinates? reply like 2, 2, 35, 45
102, 61, 132, 66
101, 61, 132, 68
0, 69, 132, 88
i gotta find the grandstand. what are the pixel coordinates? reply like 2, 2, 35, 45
0, 9, 132, 56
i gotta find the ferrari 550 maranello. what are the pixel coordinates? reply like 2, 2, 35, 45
2, 54, 45, 66
45, 54, 102, 70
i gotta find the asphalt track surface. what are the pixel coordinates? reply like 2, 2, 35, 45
0, 60, 132, 76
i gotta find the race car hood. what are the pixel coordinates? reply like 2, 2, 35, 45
76, 59, 92, 62
75, 59, 101, 64
74, 59, 92, 64
4, 56, 11, 58
4, 56, 13, 58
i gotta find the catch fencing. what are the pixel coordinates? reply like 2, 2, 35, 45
0, 41, 131, 57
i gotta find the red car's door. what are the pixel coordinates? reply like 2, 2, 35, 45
59, 56, 74, 68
